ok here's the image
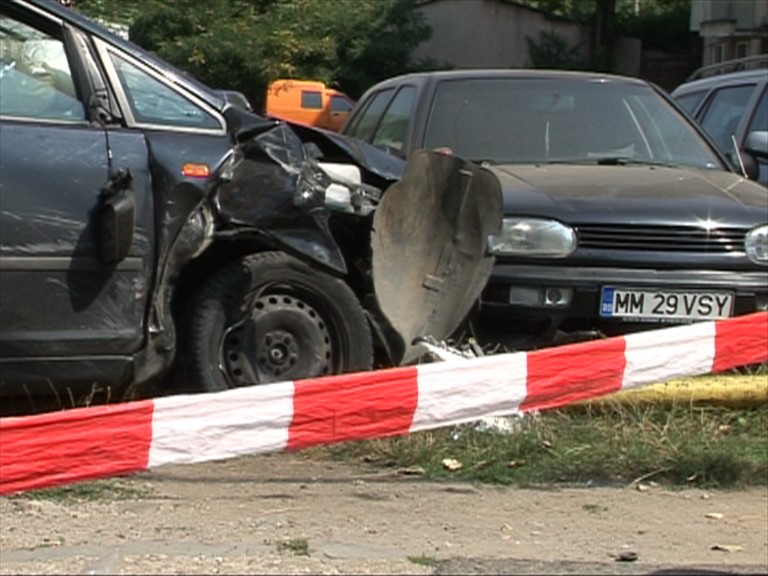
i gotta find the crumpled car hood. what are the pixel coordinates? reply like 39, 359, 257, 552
489, 163, 768, 227
282, 122, 406, 183
216, 117, 502, 364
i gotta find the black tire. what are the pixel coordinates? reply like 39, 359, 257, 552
183, 251, 373, 392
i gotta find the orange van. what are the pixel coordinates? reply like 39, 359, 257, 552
265, 79, 355, 132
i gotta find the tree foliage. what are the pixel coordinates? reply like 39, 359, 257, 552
71, 0, 692, 106
515, 0, 690, 25
515, 0, 597, 24
517, 0, 692, 70
526, 31, 587, 70
615, 1, 692, 53
73, 0, 433, 110
69, 0, 144, 25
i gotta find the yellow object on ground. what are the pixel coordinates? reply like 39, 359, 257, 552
584, 373, 768, 408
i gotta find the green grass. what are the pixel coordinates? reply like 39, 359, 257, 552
314, 402, 768, 488
15, 478, 150, 502
408, 554, 437, 567
276, 538, 310, 556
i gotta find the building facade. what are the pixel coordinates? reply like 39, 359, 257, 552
690, 0, 768, 68
412, 0, 645, 77
412, 0, 592, 69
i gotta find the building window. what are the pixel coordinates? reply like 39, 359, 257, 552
711, 43, 725, 64
736, 42, 749, 59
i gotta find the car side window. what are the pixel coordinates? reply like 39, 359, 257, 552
674, 90, 706, 115
0, 14, 85, 122
371, 85, 415, 157
330, 95, 352, 112
746, 88, 767, 133
346, 88, 395, 142
301, 90, 322, 109
109, 52, 220, 129
746, 88, 768, 185
698, 84, 756, 154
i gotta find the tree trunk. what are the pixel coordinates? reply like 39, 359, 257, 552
594, 0, 616, 71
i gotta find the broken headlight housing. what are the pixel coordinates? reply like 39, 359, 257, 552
745, 224, 768, 265
488, 218, 576, 257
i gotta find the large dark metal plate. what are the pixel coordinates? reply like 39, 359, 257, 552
371, 151, 503, 364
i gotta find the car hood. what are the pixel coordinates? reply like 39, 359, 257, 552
488, 164, 767, 226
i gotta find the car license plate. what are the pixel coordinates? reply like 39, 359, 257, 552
600, 287, 733, 321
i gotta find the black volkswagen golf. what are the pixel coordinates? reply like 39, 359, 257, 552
342, 70, 768, 348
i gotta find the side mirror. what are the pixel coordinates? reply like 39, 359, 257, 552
99, 169, 135, 264
744, 130, 768, 160
740, 152, 760, 182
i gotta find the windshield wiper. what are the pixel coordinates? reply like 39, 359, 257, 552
538, 159, 592, 165
596, 156, 630, 165
595, 157, 678, 168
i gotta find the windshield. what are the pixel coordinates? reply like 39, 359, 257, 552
423, 77, 724, 171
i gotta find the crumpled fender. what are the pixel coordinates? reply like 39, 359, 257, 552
215, 114, 502, 366
370, 151, 503, 365
214, 119, 408, 276
215, 122, 349, 274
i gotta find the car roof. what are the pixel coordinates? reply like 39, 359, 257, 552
364, 69, 651, 90
18, 0, 225, 109
672, 69, 768, 96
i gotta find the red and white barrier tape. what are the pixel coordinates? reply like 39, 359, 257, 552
1, 312, 766, 496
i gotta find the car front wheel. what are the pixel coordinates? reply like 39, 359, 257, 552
183, 251, 373, 392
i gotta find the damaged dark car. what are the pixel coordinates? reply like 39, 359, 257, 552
0, 0, 501, 414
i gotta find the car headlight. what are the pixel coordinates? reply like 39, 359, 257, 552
488, 218, 576, 257
745, 224, 768, 265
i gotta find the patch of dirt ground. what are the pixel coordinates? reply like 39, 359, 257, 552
1, 452, 766, 575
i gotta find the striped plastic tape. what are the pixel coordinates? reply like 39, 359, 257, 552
1, 311, 766, 496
